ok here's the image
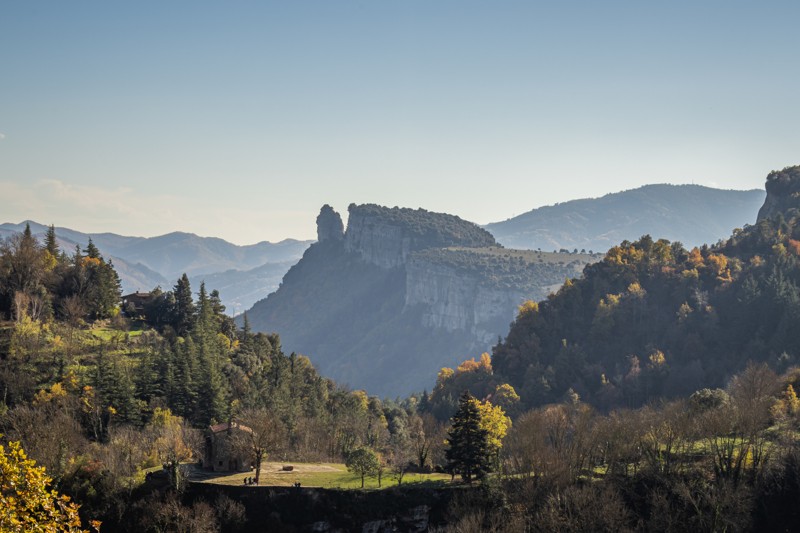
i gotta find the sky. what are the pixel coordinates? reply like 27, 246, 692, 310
1, 1, 799, 244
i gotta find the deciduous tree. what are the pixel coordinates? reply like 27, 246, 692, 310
345, 447, 380, 488
0, 438, 96, 532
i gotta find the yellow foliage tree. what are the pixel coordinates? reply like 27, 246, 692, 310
473, 399, 511, 458
786, 384, 800, 415
517, 300, 539, 318
688, 247, 704, 267
0, 439, 96, 532
456, 353, 492, 375
627, 282, 646, 298
492, 383, 520, 414
436, 367, 454, 388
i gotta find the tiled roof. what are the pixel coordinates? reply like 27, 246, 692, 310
208, 421, 253, 434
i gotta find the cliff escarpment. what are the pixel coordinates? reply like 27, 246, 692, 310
344, 203, 496, 268
406, 247, 590, 344
757, 165, 800, 222
244, 204, 596, 396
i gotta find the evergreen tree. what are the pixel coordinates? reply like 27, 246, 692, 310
84, 239, 100, 259
445, 391, 491, 483
45, 225, 59, 257
172, 274, 195, 336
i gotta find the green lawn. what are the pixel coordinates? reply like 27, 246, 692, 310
90, 326, 143, 342
191, 461, 451, 490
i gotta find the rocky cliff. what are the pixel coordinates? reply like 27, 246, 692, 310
343, 203, 496, 269
406, 247, 591, 345
757, 165, 800, 222
316, 204, 344, 242
244, 204, 595, 396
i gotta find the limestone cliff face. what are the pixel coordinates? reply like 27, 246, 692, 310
246, 203, 590, 396
757, 165, 800, 222
344, 211, 412, 268
405, 256, 529, 345
343, 203, 497, 269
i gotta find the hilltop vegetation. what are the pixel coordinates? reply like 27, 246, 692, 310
488, 211, 800, 411
0, 221, 311, 310
348, 203, 497, 250
414, 247, 600, 292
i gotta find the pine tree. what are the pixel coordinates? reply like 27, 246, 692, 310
84, 239, 100, 259
445, 391, 491, 483
45, 225, 59, 257
172, 274, 195, 336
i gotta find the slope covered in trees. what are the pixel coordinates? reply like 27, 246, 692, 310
485, 184, 764, 252
0, 221, 311, 309
0, 238, 434, 528
490, 166, 800, 411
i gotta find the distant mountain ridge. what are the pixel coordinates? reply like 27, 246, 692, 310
0, 221, 312, 309
485, 184, 765, 252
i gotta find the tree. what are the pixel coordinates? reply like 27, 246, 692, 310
172, 274, 195, 336
0, 438, 96, 532
234, 408, 285, 485
345, 447, 379, 488
474, 398, 511, 467
445, 391, 491, 483
45, 225, 59, 257
83, 238, 100, 259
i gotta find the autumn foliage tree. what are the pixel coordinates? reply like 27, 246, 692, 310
0, 438, 96, 532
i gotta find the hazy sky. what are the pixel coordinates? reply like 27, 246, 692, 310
2, 1, 798, 244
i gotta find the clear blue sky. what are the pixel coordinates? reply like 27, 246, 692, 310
1, 1, 798, 244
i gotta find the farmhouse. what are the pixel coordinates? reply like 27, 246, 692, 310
121, 291, 153, 317
203, 421, 253, 472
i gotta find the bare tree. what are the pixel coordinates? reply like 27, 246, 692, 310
234, 408, 286, 484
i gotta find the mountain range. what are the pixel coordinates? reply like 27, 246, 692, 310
244, 185, 770, 396
243, 204, 603, 396
485, 184, 765, 252
0, 221, 312, 312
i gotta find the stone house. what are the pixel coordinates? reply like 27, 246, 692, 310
203, 421, 253, 472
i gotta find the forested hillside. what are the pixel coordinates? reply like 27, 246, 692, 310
485, 184, 764, 252
485, 166, 800, 411
0, 226, 432, 530
0, 221, 311, 309
4, 168, 800, 531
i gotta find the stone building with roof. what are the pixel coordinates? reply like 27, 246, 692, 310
203, 421, 253, 472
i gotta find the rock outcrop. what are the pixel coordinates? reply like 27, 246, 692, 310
757, 165, 800, 222
343, 203, 496, 269
316, 204, 344, 242
244, 204, 595, 396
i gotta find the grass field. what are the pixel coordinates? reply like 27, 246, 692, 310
90, 325, 144, 342
191, 461, 451, 490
